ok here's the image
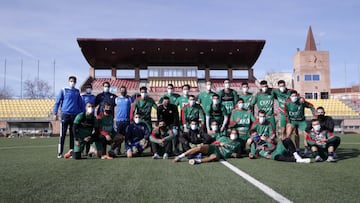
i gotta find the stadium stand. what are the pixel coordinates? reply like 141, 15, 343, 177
91, 78, 139, 92
305, 99, 359, 117
0, 99, 55, 119
148, 79, 198, 92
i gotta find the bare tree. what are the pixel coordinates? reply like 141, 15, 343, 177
23, 78, 52, 99
0, 87, 13, 99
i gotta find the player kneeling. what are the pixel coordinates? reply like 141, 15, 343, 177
172, 128, 241, 165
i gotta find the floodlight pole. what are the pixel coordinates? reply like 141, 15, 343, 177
21, 59, 23, 99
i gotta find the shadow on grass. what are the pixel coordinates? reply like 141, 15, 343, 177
336, 148, 360, 161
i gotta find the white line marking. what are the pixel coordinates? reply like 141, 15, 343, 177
0, 145, 56, 150
220, 160, 293, 203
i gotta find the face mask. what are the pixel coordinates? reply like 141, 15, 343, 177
69, 82, 75, 88
253, 134, 260, 142
189, 100, 195, 106
85, 88, 92, 94
224, 83, 230, 89
279, 87, 286, 92
160, 126, 167, 130
141, 92, 147, 98
242, 87, 248, 93
190, 124, 198, 130
313, 124, 321, 131
167, 89, 173, 95
86, 107, 93, 114
103, 87, 109, 93
211, 125, 218, 131
261, 87, 268, 92
230, 133, 238, 140
259, 117, 265, 124
206, 85, 211, 91
212, 99, 220, 105
183, 90, 189, 96
291, 96, 298, 102
105, 109, 112, 115
317, 115, 325, 120
238, 103, 244, 109
134, 118, 141, 124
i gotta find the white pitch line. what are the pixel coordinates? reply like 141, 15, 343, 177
0, 145, 56, 150
220, 160, 293, 203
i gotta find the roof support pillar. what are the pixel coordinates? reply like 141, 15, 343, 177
227, 66, 233, 81
135, 67, 140, 81
89, 67, 95, 78
111, 67, 116, 80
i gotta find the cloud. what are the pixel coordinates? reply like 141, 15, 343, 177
0, 40, 37, 60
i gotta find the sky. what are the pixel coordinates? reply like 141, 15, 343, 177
0, 0, 359, 97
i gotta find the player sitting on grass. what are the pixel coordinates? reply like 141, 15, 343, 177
179, 119, 215, 152
96, 102, 124, 159
172, 128, 241, 165
248, 129, 310, 163
64, 102, 97, 159
305, 118, 341, 162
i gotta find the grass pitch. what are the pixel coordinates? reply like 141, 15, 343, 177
0, 134, 359, 203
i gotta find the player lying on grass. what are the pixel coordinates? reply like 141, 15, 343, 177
172, 128, 242, 165
248, 129, 310, 163
305, 118, 341, 162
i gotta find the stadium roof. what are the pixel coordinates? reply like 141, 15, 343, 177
77, 38, 265, 69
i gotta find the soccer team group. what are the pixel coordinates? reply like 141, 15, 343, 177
53, 76, 341, 165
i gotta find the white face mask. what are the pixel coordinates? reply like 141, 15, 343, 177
103, 87, 109, 93
238, 103, 244, 109
212, 99, 220, 105
242, 87, 248, 93
261, 87, 268, 92
86, 107, 93, 114
224, 83, 230, 89
134, 118, 141, 124
141, 92, 147, 98
291, 96, 298, 102
313, 124, 321, 131
279, 87, 286, 92
86, 88, 92, 94
259, 117, 266, 124
183, 90, 189, 96
206, 85, 211, 91
190, 124, 198, 130
167, 89, 173, 95
189, 100, 195, 106
230, 133, 238, 140
69, 82, 75, 88
211, 125, 218, 131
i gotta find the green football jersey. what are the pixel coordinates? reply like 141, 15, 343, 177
272, 89, 291, 115
218, 136, 241, 158
251, 91, 275, 116
197, 91, 215, 111
175, 96, 189, 110
218, 89, 238, 114
284, 100, 315, 121
251, 120, 275, 137
238, 93, 253, 111
73, 112, 96, 140
97, 114, 116, 137
134, 98, 157, 121
229, 109, 255, 135
159, 93, 180, 105
181, 104, 205, 125
205, 104, 227, 125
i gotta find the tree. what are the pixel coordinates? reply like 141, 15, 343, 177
23, 78, 52, 99
0, 87, 13, 99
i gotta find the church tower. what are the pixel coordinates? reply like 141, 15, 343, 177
293, 26, 330, 99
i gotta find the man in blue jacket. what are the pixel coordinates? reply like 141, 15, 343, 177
53, 76, 83, 158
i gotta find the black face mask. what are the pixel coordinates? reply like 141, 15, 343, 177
318, 115, 325, 120
160, 126, 167, 131
105, 110, 112, 115
120, 91, 127, 96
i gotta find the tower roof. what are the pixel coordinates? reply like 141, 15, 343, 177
305, 26, 317, 51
